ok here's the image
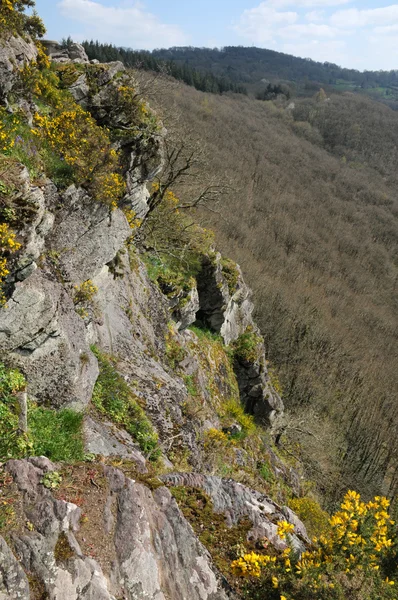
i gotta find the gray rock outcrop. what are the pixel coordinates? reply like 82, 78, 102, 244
42, 40, 89, 64
162, 472, 309, 552
0, 35, 37, 103
1, 459, 234, 600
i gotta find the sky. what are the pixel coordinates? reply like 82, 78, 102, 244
33, 0, 398, 71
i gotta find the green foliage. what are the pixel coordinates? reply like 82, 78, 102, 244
221, 258, 240, 296
0, 0, 46, 40
142, 188, 214, 282
288, 496, 330, 539
220, 398, 256, 437
0, 363, 30, 460
187, 324, 223, 343
258, 460, 275, 483
231, 327, 263, 364
82, 40, 248, 96
0, 362, 85, 462
143, 254, 195, 300
183, 374, 199, 398
233, 491, 398, 600
29, 407, 85, 462
91, 346, 160, 459
41, 471, 62, 489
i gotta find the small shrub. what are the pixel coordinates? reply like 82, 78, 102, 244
231, 326, 263, 363
232, 490, 398, 600
41, 471, 62, 489
288, 496, 330, 539
221, 258, 240, 296
73, 280, 98, 304
91, 346, 160, 459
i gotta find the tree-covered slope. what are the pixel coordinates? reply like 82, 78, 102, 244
146, 76, 398, 505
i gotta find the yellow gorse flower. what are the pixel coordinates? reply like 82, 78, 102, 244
231, 490, 397, 598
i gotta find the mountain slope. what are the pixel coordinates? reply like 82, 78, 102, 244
145, 76, 398, 503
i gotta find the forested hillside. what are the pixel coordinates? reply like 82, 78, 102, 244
144, 75, 398, 507
82, 41, 398, 109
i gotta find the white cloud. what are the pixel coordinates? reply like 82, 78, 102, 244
373, 23, 398, 35
235, 3, 298, 44
267, 0, 351, 7
279, 23, 340, 39
57, 0, 189, 49
331, 5, 398, 28
282, 39, 347, 63
305, 10, 325, 22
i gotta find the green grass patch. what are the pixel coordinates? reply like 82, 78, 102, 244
183, 374, 199, 398
91, 346, 160, 460
188, 324, 224, 343
231, 326, 263, 363
29, 407, 85, 462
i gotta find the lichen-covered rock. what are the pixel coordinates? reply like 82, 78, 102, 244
233, 344, 284, 427
0, 536, 30, 599
169, 280, 200, 330
48, 185, 132, 284
2, 459, 234, 600
112, 473, 232, 599
42, 39, 89, 64
84, 416, 148, 473
0, 271, 98, 409
195, 253, 283, 425
0, 35, 37, 103
161, 472, 309, 552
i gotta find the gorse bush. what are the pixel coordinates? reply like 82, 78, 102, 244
32, 108, 126, 207
0, 0, 45, 39
232, 490, 398, 600
0, 221, 21, 304
288, 496, 330, 539
0, 34, 127, 207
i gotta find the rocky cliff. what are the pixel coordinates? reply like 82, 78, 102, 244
0, 30, 305, 600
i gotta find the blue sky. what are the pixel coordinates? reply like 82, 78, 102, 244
34, 0, 398, 71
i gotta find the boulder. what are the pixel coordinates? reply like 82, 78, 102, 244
41, 40, 89, 64
0, 271, 98, 409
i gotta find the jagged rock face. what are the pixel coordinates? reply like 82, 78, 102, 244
0, 35, 37, 103
60, 59, 165, 220
0, 270, 98, 409
233, 348, 284, 427
168, 280, 200, 331
161, 473, 309, 553
42, 39, 89, 64
1, 459, 233, 600
48, 185, 132, 284
84, 416, 148, 473
195, 254, 283, 426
